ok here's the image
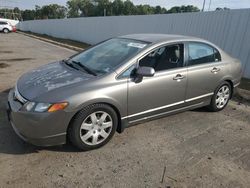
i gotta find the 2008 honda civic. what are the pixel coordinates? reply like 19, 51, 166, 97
7, 34, 242, 151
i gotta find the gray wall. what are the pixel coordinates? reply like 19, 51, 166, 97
18, 9, 250, 78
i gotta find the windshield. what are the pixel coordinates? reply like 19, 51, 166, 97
69, 38, 149, 75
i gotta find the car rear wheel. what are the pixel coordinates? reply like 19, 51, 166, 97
68, 104, 118, 151
3, 28, 9, 33
208, 82, 231, 112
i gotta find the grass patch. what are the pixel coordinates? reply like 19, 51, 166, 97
20, 31, 90, 50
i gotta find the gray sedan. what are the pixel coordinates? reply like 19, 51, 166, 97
7, 34, 242, 151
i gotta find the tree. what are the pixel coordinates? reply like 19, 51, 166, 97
22, 9, 36, 20
66, 0, 200, 17
123, 0, 135, 15
154, 5, 167, 14
184, 5, 200, 12
44, 4, 67, 19
67, 0, 96, 17
0, 7, 21, 20
155, 6, 162, 14
35, 5, 42, 19
135, 4, 155, 15
168, 5, 200, 13
67, 0, 81, 17
18, 0, 201, 20
32, 4, 67, 19
161, 7, 167, 14
78, 0, 95, 17
111, 0, 124, 15
92, 0, 110, 16
20, 4, 67, 20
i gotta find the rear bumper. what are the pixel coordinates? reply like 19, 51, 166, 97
7, 89, 73, 147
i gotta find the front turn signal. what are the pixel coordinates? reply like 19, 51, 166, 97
48, 102, 68, 112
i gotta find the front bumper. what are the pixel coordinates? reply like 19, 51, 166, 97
7, 89, 73, 147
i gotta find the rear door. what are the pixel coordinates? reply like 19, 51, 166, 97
185, 42, 226, 103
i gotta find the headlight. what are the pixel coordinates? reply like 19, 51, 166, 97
22, 102, 68, 112
24, 102, 36, 111
35, 103, 51, 112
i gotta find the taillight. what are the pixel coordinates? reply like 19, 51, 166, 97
12, 26, 17, 32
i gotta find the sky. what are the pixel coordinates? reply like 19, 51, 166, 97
0, 0, 250, 11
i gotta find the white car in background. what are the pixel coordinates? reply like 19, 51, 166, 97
0, 21, 14, 33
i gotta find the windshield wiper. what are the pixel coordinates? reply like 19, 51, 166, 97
62, 59, 80, 71
72, 60, 97, 76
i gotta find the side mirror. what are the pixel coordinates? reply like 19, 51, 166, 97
136, 66, 155, 77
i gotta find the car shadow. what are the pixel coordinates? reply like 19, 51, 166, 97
0, 88, 80, 155
191, 106, 210, 112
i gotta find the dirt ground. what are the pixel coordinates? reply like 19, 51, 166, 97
0, 33, 250, 188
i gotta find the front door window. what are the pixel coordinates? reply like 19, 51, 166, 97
139, 44, 184, 72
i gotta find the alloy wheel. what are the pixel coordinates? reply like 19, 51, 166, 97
80, 111, 113, 146
215, 85, 230, 109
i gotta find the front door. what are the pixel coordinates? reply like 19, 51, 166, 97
127, 43, 187, 123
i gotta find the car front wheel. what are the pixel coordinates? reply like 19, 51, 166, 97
68, 104, 118, 151
209, 82, 231, 112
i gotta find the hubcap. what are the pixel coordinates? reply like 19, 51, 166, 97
80, 111, 113, 146
215, 85, 230, 109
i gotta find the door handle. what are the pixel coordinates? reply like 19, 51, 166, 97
211, 67, 220, 73
173, 74, 185, 81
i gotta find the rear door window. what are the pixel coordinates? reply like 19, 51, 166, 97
188, 42, 221, 66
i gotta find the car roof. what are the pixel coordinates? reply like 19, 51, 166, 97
119, 33, 200, 43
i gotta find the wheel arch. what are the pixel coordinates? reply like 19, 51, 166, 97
223, 79, 234, 98
3, 28, 9, 32
67, 101, 123, 139
218, 75, 234, 99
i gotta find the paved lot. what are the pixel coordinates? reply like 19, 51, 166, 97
0, 33, 250, 188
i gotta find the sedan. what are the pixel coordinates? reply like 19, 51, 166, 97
7, 34, 242, 151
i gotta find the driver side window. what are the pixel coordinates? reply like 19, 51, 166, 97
139, 44, 184, 72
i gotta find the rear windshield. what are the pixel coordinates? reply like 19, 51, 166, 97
70, 38, 149, 74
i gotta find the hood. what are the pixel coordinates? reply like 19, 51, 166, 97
17, 61, 93, 100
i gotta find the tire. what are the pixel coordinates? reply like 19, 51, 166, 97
208, 81, 232, 112
3, 28, 9, 33
68, 104, 118, 151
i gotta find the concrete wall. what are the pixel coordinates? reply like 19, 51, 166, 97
18, 9, 250, 78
